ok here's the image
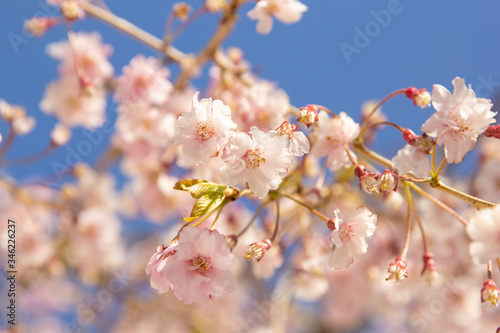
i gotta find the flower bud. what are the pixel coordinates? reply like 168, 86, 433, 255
51, 123, 71, 146
246, 239, 272, 262
386, 256, 408, 282
483, 125, 500, 139
481, 279, 499, 307
405, 87, 431, 108
297, 105, 319, 128
173, 2, 192, 21
421, 252, 439, 284
60, 1, 84, 21
225, 234, 238, 251
12, 116, 35, 136
24, 17, 59, 37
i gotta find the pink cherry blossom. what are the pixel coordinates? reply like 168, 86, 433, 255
310, 111, 360, 171
114, 54, 173, 105
467, 204, 500, 264
247, 0, 308, 35
220, 126, 293, 199
145, 244, 176, 294
159, 227, 236, 304
39, 75, 106, 128
46, 31, 113, 83
174, 92, 237, 165
421, 77, 497, 163
329, 207, 377, 269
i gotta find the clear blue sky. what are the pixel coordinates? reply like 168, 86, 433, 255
1, 0, 500, 180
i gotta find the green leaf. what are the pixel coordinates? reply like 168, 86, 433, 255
174, 179, 227, 199
183, 194, 225, 222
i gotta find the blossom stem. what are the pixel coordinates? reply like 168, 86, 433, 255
409, 191, 429, 253
359, 121, 405, 139
0, 129, 16, 164
430, 142, 437, 176
497, 258, 500, 272
344, 144, 359, 166
82, 2, 185, 62
401, 182, 413, 257
169, 7, 206, 43
361, 88, 407, 130
353, 141, 496, 210
408, 182, 469, 227
429, 180, 495, 210
210, 203, 226, 231
310, 104, 336, 117
65, 25, 87, 86
162, 12, 176, 46
3, 145, 54, 167
280, 193, 329, 223
488, 260, 493, 280
270, 198, 280, 242
237, 199, 269, 238
434, 158, 447, 180
174, 0, 241, 89
351, 141, 392, 169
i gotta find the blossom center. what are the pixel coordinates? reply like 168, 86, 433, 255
196, 121, 215, 141
244, 148, 265, 169
339, 224, 355, 242
188, 256, 212, 272
276, 121, 296, 140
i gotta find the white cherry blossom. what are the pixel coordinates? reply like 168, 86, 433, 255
310, 111, 360, 171
392, 144, 430, 178
421, 77, 496, 163
329, 207, 377, 269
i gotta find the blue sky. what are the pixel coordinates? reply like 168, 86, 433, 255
1, 0, 500, 180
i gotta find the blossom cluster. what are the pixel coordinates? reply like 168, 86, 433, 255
2, 1, 500, 332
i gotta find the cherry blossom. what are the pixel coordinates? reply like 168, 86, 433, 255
159, 227, 236, 304
328, 207, 377, 269
247, 0, 308, 35
174, 92, 237, 165
274, 121, 310, 157
392, 144, 430, 178
114, 54, 173, 105
39, 75, 106, 128
46, 31, 113, 83
467, 205, 500, 264
421, 77, 497, 163
145, 244, 177, 294
310, 111, 360, 171
220, 127, 293, 199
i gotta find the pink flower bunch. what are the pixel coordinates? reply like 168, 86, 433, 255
146, 227, 236, 304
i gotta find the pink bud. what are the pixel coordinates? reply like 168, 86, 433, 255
483, 125, 500, 139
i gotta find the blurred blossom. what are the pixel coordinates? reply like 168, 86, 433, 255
46, 31, 113, 83
467, 205, 500, 264
310, 111, 360, 171
114, 54, 173, 105
247, 0, 308, 35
